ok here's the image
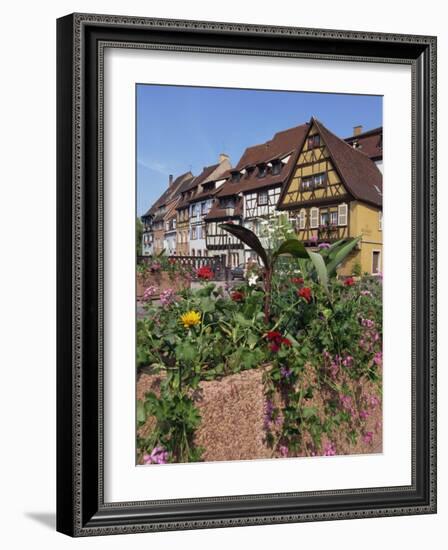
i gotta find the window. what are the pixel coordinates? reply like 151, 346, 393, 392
301, 176, 313, 191
314, 173, 326, 187
310, 207, 319, 229
191, 227, 197, 240
231, 171, 241, 183
320, 210, 329, 226
338, 203, 348, 226
379, 210, 383, 231
307, 134, 321, 149
258, 190, 268, 205
330, 211, 338, 226
191, 205, 197, 217
197, 226, 202, 239
372, 251, 381, 273
201, 202, 207, 214
271, 160, 282, 175
299, 208, 306, 230
257, 164, 267, 178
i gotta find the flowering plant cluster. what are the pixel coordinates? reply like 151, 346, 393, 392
137, 216, 382, 464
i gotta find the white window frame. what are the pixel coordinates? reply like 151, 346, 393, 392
258, 190, 268, 206
299, 208, 306, 230
338, 203, 348, 226
310, 207, 319, 229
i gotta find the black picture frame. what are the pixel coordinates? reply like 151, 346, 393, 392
57, 13, 437, 537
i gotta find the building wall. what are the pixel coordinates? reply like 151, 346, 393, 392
338, 201, 383, 275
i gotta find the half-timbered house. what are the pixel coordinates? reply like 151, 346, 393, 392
207, 124, 308, 263
345, 125, 383, 173
141, 171, 193, 256
278, 117, 383, 275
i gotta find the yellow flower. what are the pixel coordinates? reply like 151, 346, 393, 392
180, 310, 201, 328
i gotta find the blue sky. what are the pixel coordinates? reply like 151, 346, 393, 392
137, 85, 382, 216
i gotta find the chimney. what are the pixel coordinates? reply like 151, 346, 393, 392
353, 125, 363, 136
168, 174, 174, 186
219, 153, 230, 164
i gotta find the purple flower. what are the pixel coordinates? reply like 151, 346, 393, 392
369, 395, 380, 408
309, 235, 318, 243
280, 366, 293, 378
264, 399, 275, 429
359, 410, 370, 420
143, 446, 169, 465
323, 441, 336, 456
342, 355, 354, 368
318, 242, 331, 249
362, 431, 374, 445
361, 318, 375, 329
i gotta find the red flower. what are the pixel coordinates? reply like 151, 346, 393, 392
298, 287, 312, 303
196, 266, 213, 280
266, 331, 282, 343
231, 291, 244, 302
291, 277, 304, 285
344, 277, 355, 286
266, 331, 292, 353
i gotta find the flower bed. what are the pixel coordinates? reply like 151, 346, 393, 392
136, 216, 383, 464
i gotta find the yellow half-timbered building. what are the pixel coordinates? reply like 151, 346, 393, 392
278, 118, 383, 275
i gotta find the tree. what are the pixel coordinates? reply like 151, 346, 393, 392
136, 217, 143, 256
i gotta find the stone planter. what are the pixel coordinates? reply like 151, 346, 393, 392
137, 366, 382, 463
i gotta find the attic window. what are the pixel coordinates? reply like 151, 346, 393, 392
230, 171, 241, 183
257, 163, 267, 178
271, 160, 282, 175
307, 134, 321, 149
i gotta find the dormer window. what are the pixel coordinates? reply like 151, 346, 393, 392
307, 134, 321, 149
257, 163, 267, 178
271, 160, 282, 175
230, 170, 241, 183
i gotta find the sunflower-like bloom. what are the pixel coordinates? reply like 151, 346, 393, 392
180, 310, 201, 328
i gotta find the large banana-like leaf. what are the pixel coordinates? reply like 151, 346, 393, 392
326, 236, 361, 277
273, 239, 308, 262
307, 250, 329, 294
220, 223, 270, 268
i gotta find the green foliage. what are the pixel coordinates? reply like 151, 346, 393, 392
137, 215, 382, 463
136, 217, 143, 257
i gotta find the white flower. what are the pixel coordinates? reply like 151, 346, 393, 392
248, 274, 258, 287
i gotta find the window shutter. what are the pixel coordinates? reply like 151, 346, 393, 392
338, 203, 348, 226
310, 207, 319, 229
299, 209, 306, 230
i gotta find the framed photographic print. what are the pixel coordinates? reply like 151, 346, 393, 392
57, 13, 437, 536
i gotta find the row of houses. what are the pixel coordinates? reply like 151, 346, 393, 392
141, 117, 383, 275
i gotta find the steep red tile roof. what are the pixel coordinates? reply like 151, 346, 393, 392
314, 119, 382, 207
142, 171, 193, 218
176, 161, 231, 209
345, 127, 383, 161
216, 123, 309, 198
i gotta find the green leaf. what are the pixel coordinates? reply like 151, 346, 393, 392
302, 406, 318, 419
326, 236, 361, 277
307, 250, 329, 292
220, 223, 269, 268
137, 400, 146, 424
273, 238, 308, 262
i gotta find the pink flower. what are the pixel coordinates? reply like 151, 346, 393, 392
361, 318, 375, 329
369, 395, 380, 408
159, 288, 176, 307
373, 351, 383, 366
142, 285, 158, 301
359, 410, 370, 420
360, 290, 372, 297
362, 431, 374, 445
279, 445, 289, 457
342, 355, 354, 368
323, 441, 336, 456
